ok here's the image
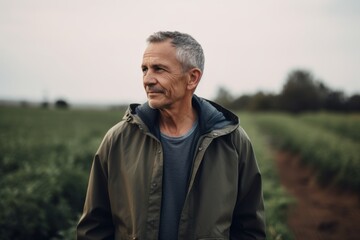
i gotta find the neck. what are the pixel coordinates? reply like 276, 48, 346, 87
159, 99, 197, 137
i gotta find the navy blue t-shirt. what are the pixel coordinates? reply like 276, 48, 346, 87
158, 121, 199, 240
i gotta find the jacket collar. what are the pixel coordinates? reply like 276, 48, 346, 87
124, 95, 239, 138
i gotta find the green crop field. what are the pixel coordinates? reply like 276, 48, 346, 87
299, 112, 360, 142
238, 113, 295, 240
1, 106, 359, 240
0, 106, 122, 240
252, 112, 360, 191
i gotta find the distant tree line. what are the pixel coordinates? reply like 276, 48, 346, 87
41, 99, 70, 109
214, 69, 360, 113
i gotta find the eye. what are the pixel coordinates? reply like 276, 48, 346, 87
154, 65, 164, 72
141, 67, 148, 75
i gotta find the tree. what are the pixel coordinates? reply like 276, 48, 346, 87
279, 70, 328, 113
213, 86, 234, 108
247, 92, 278, 111
230, 95, 252, 110
324, 91, 346, 111
346, 94, 360, 111
55, 99, 69, 109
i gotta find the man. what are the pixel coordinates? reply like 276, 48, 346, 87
77, 31, 266, 240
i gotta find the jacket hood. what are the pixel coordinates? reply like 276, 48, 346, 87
125, 95, 239, 138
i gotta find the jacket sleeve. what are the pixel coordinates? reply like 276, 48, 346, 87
77, 133, 115, 240
230, 128, 266, 240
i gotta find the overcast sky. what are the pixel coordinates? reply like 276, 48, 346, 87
1, 0, 359, 105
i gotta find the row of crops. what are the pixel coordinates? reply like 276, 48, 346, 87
238, 113, 295, 240
0, 107, 121, 240
0, 106, 358, 239
241, 111, 359, 239
251, 112, 360, 191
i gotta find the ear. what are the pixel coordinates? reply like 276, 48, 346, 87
187, 68, 202, 91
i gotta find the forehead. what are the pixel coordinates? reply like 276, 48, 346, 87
142, 40, 178, 64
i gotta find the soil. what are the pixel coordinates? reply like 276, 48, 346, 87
275, 152, 360, 240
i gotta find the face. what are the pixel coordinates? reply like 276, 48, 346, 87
141, 40, 191, 110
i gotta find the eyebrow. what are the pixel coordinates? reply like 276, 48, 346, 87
141, 63, 169, 70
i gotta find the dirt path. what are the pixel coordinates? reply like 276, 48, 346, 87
275, 152, 360, 240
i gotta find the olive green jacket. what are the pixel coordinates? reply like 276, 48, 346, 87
77, 96, 266, 240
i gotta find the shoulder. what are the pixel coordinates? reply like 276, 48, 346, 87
232, 126, 252, 144
106, 120, 131, 137
227, 126, 255, 157
97, 119, 135, 150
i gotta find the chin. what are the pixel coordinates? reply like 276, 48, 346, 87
148, 99, 170, 110
148, 100, 162, 109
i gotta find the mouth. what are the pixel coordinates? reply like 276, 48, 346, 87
146, 86, 164, 95
147, 92, 163, 98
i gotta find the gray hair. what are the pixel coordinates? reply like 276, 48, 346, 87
146, 31, 205, 72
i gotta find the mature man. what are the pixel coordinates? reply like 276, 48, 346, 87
77, 31, 266, 239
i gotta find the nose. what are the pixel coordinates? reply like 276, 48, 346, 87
143, 72, 157, 86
